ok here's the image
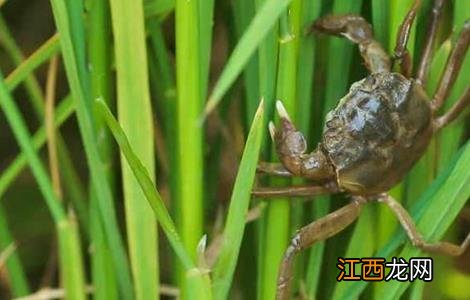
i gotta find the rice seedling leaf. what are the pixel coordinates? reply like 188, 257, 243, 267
211, 100, 264, 299
0, 205, 29, 296
4, 34, 60, 93
0, 71, 87, 299
96, 98, 193, 271
49, 0, 134, 296
108, 0, 159, 298
204, 0, 292, 117
0, 96, 74, 197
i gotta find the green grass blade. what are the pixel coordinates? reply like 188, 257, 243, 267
198, 0, 214, 104
96, 98, 192, 270
4, 34, 60, 91
0, 72, 65, 223
0, 71, 87, 299
254, 0, 279, 297
371, 0, 389, 46
57, 214, 86, 300
90, 199, 118, 300
0, 205, 29, 296
0, 14, 44, 114
108, 0, 159, 298
88, 0, 118, 298
344, 140, 470, 298
0, 95, 74, 197
147, 20, 179, 213
144, 0, 175, 18
0, 23, 88, 232
175, 0, 205, 290
212, 100, 264, 299
49, 0, 134, 297
231, 0, 259, 124
1, 17, 88, 230
204, 0, 293, 116
97, 98, 214, 299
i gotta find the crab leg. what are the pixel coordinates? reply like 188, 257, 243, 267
392, 0, 422, 77
310, 14, 390, 73
432, 20, 470, 111
252, 185, 333, 198
434, 87, 470, 130
416, 0, 445, 85
257, 161, 293, 177
276, 197, 365, 300
378, 194, 470, 256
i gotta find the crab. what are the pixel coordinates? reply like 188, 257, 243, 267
252, 0, 470, 299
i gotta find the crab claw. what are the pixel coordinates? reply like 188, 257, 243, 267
269, 121, 276, 142
276, 100, 291, 122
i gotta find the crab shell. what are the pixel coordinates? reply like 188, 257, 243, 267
322, 72, 433, 195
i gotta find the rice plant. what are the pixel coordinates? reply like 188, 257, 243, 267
0, 0, 468, 299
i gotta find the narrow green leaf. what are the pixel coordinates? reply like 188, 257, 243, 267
0, 19, 88, 234
175, 0, 205, 291
4, 34, 59, 91
97, 98, 214, 299
0, 96, 74, 197
144, 0, 175, 18
0, 205, 29, 296
57, 215, 86, 300
204, 0, 293, 116
231, 0, 259, 124
88, 0, 118, 298
0, 70, 86, 300
49, 0, 134, 296
0, 14, 44, 114
96, 98, 206, 275
0, 72, 65, 223
212, 100, 264, 299
108, 0, 159, 298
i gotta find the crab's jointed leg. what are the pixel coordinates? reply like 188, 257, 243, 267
432, 20, 470, 111
257, 161, 293, 177
252, 185, 333, 199
434, 87, 470, 130
276, 197, 365, 300
310, 14, 390, 73
378, 194, 470, 256
416, 0, 445, 85
393, 0, 422, 77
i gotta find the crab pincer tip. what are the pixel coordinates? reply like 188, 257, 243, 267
268, 121, 276, 141
276, 100, 291, 121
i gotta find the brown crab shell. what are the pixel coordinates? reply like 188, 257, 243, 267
321, 72, 433, 195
